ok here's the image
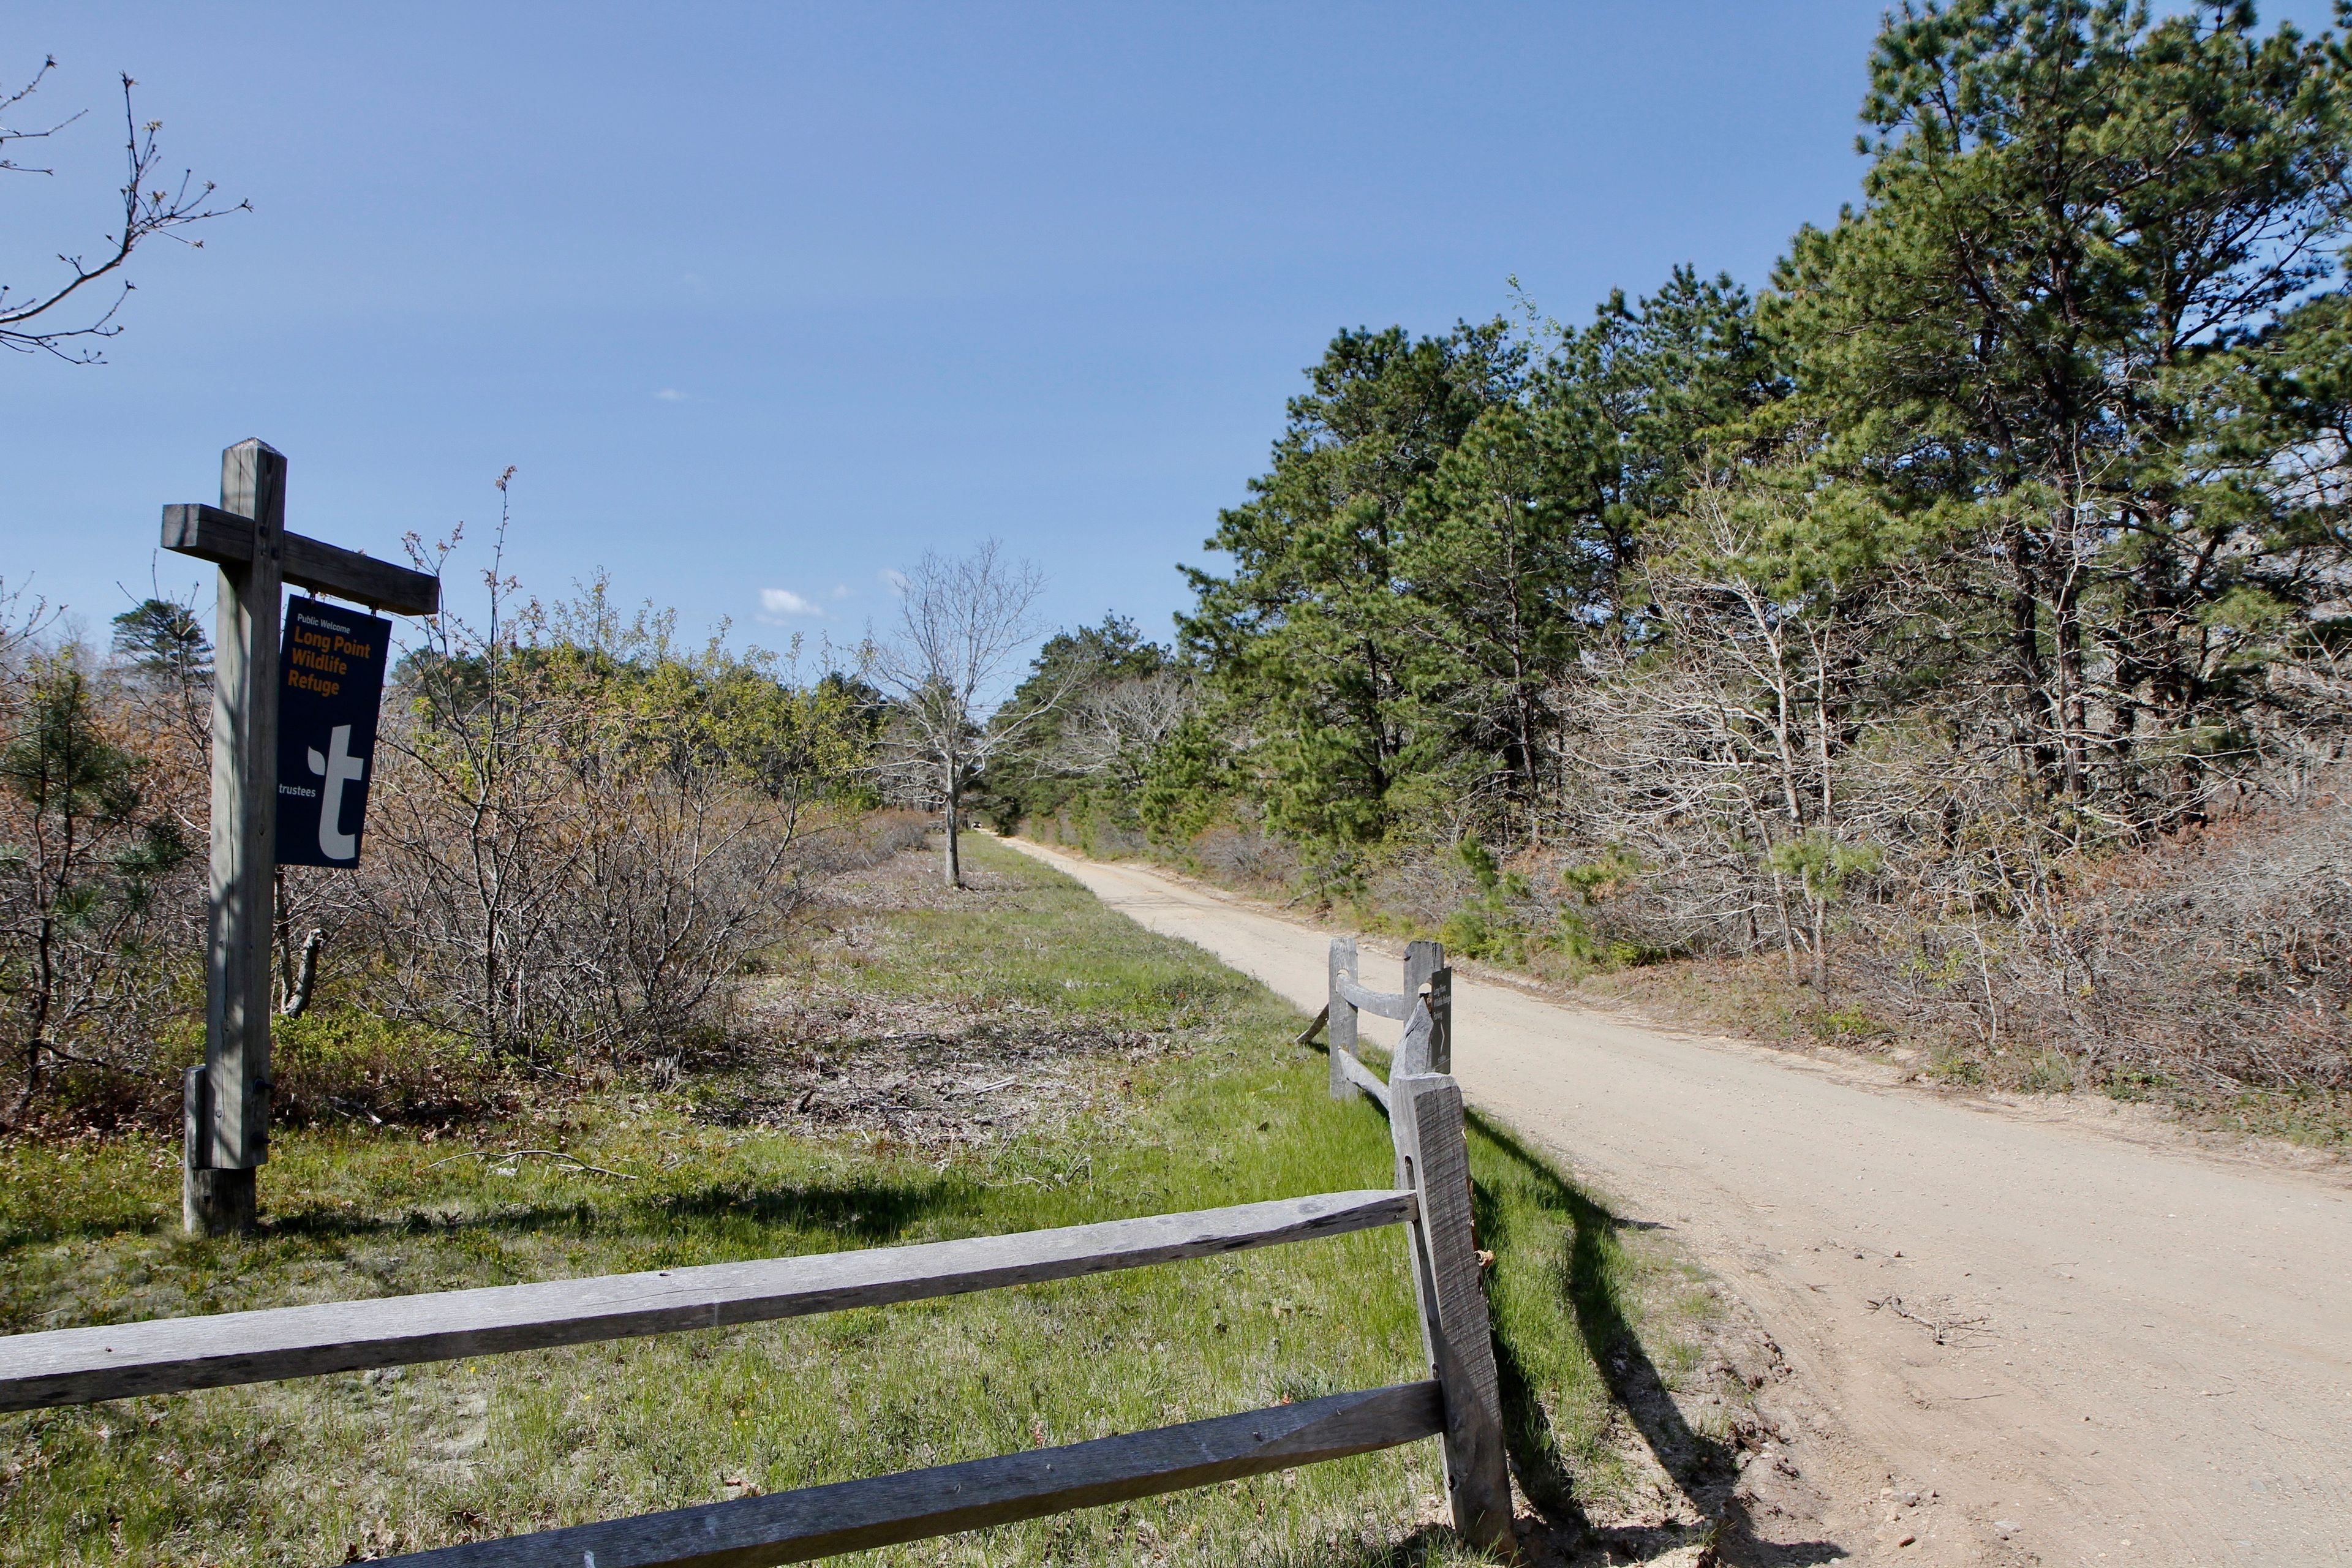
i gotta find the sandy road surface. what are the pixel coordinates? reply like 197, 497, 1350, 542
997, 836, 2352, 1566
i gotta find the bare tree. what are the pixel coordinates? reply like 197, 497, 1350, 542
2, 56, 246, 361
868, 541, 1069, 886
1052, 671, 1194, 793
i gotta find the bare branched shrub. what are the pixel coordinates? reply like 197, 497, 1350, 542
0, 486, 890, 1129
1186, 818, 1295, 889
1366, 849, 1484, 931
1833, 782, 2352, 1093
358, 520, 868, 1066
1523, 469, 2352, 1089
1542, 481, 1938, 979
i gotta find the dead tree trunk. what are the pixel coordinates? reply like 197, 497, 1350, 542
943, 783, 963, 889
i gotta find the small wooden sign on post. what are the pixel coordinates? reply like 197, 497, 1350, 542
162, 439, 439, 1236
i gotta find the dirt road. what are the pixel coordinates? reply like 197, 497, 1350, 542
997, 837, 2352, 1566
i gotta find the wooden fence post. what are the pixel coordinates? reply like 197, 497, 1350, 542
1390, 1070, 1515, 1558
179, 1065, 209, 1234
1389, 1000, 1434, 1191
1402, 938, 1441, 1001
1328, 937, 1359, 1101
1395, 986, 1433, 1080
1404, 938, 1450, 1074
188, 439, 286, 1237
1424, 967, 1452, 1074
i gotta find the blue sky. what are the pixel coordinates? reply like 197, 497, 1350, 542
6, 2, 2339, 671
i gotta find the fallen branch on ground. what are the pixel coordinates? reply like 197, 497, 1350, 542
1868, 1294, 1989, 1346
325, 1095, 385, 1126
421, 1148, 639, 1180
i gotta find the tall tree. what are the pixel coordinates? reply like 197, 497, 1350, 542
1529, 265, 1783, 631
1768, 0, 2352, 827
1180, 321, 1522, 856
1392, 403, 1587, 836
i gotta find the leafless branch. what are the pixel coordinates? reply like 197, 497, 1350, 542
1050, 671, 1194, 791
1, 62, 249, 362
0, 56, 81, 173
421, 1148, 640, 1180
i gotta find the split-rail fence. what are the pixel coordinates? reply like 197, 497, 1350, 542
0, 942, 1513, 1564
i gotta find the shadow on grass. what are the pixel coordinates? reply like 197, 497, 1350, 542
1465, 1110, 1844, 1567
251, 1177, 968, 1252
1317, 1525, 1481, 1566
0, 1211, 172, 1252
649, 1176, 970, 1243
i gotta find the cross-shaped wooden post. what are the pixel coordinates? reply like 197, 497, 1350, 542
163, 439, 438, 1236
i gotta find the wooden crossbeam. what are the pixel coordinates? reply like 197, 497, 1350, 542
1336, 1048, 1392, 1110
0, 1189, 1413, 1412
384, 1381, 1444, 1567
163, 502, 439, 617
1335, 972, 1411, 1021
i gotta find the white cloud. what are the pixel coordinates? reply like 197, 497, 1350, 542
829, 584, 853, 600
880, 568, 910, 596
654, 388, 686, 402
760, 587, 823, 617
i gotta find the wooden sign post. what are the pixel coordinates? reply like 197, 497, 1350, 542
163, 439, 439, 1236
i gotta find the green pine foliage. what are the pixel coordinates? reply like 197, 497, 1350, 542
0, 658, 193, 1121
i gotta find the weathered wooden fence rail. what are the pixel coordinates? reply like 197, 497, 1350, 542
0, 974, 1518, 1563
402, 1381, 1448, 1567
0, 1193, 1411, 1412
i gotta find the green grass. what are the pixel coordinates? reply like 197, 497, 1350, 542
1, 837, 1717, 1565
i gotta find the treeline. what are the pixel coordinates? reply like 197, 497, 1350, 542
9, 1, 2347, 1126
0, 563, 893, 1130
992, 1, 2352, 1104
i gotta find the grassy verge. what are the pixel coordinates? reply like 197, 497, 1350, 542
2, 837, 1736, 1566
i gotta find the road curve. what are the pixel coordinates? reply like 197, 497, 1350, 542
996, 835, 2352, 1567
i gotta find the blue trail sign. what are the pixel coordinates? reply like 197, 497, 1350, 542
275, 596, 391, 867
